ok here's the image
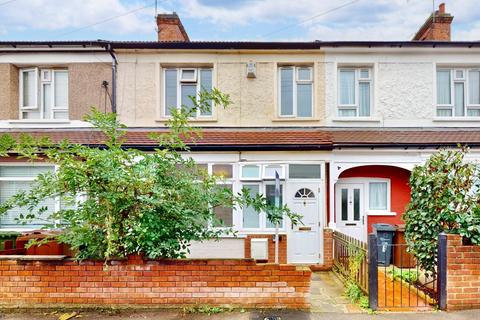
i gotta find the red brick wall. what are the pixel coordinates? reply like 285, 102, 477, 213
244, 235, 287, 264
0, 256, 310, 308
310, 229, 333, 272
446, 234, 480, 310
323, 229, 333, 269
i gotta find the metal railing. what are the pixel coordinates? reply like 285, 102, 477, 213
368, 233, 447, 311
332, 231, 369, 293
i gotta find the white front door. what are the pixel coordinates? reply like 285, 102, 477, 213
288, 182, 321, 264
335, 183, 366, 241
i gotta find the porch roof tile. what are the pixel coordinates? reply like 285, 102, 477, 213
3, 128, 480, 150
331, 129, 480, 147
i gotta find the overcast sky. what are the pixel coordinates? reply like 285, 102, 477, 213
0, 0, 478, 42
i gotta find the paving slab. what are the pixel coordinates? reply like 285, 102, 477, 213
310, 271, 362, 313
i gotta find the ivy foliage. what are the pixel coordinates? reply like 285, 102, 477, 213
404, 148, 480, 273
0, 88, 301, 260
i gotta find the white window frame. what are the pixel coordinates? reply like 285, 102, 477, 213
262, 164, 286, 180
0, 164, 57, 230
436, 67, 480, 117
19, 68, 69, 120
278, 65, 314, 118
19, 68, 39, 110
337, 177, 393, 216
367, 179, 391, 215
337, 67, 373, 117
180, 68, 197, 82
162, 67, 214, 118
240, 164, 262, 181
240, 181, 286, 231
196, 163, 235, 229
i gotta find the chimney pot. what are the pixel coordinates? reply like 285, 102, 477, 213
439, 3, 445, 14
412, 3, 453, 41
156, 12, 189, 42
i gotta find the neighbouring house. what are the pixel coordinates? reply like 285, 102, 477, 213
1, 4, 480, 267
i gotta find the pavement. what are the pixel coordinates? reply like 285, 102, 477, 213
0, 309, 479, 320
0, 271, 476, 319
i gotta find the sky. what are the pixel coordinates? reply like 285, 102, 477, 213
0, 0, 479, 42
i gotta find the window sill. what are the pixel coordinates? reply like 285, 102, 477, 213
238, 230, 287, 235
155, 118, 217, 123
331, 117, 381, 123
8, 120, 71, 124
272, 117, 321, 122
367, 211, 397, 216
433, 117, 480, 122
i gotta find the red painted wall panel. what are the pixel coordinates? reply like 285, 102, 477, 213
339, 165, 411, 233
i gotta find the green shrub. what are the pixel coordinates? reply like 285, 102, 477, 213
0, 89, 301, 261
404, 148, 480, 274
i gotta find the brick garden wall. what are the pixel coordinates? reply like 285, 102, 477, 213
0, 256, 310, 309
446, 234, 480, 310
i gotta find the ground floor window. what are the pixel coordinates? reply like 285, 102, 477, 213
242, 182, 284, 230
369, 181, 388, 211
0, 165, 56, 228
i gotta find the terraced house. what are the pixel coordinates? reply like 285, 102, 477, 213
1, 4, 480, 267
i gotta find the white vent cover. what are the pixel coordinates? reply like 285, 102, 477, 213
246, 61, 256, 78
250, 238, 268, 260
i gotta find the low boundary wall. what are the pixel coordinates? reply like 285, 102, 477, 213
0, 255, 310, 309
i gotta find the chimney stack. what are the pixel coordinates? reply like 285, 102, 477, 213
412, 3, 453, 41
156, 12, 189, 42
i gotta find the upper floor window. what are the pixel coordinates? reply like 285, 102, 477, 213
19, 68, 69, 120
337, 68, 372, 117
278, 66, 313, 118
437, 68, 480, 117
163, 67, 213, 118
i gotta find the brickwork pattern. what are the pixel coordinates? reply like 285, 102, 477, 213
446, 234, 480, 310
0, 256, 310, 308
322, 229, 333, 269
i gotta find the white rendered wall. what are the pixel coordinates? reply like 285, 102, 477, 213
324, 48, 480, 127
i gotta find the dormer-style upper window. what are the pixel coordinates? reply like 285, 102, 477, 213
19, 68, 69, 120
278, 66, 313, 118
337, 67, 372, 117
163, 67, 213, 118
437, 68, 480, 117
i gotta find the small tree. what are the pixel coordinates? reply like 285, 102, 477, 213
404, 148, 480, 273
0, 89, 301, 260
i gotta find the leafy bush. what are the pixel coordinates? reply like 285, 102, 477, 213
404, 148, 480, 273
388, 268, 418, 284
0, 89, 301, 260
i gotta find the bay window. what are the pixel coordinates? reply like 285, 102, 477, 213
163, 67, 213, 118
437, 68, 480, 117
338, 67, 372, 117
278, 66, 313, 118
19, 68, 69, 120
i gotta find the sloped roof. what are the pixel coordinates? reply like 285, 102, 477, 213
0, 129, 332, 151
331, 129, 480, 147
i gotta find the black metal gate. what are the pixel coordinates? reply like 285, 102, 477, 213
368, 233, 447, 310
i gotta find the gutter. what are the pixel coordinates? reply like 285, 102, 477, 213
106, 44, 118, 114
333, 143, 480, 149
82, 144, 333, 152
